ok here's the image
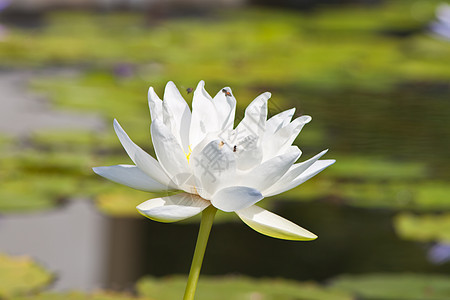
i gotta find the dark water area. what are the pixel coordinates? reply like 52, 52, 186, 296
288, 83, 450, 179
107, 200, 450, 290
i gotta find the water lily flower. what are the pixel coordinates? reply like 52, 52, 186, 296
94, 80, 334, 240
93, 81, 334, 299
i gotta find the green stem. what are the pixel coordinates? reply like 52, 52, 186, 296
183, 205, 217, 300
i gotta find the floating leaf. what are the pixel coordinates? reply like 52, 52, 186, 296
95, 190, 153, 217
136, 275, 352, 300
394, 213, 450, 243
330, 273, 450, 300
0, 254, 53, 298
11, 291, 154, 300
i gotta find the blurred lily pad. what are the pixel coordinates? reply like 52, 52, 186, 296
136, 275, 352, 300
0, 254, 53, 298
11, 291, 154, 300
31, 130, 101, 152
394, 213, 450, 243
280, 179, 450, 211
95, 189, 155, 217
326, 155, 427, 181
330, 273, 450, 300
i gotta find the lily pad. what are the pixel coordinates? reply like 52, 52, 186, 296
30, 130, 101, 152
136, 275, 352, 300
394, 213, 450, 243
0, 253, 53, 298
95, 190, 156, 217
330, 273, 450, 300
326, 155, 427, 181
11, 291, 154, 300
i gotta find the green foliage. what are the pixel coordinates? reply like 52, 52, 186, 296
136, 275, 352, 300
394, 213, 450, 243
326, 155, 427, 181
0, 2, 448, 90
0, 254, 53, 298
11, 291, 154, 300
95, 189, 159, 217
330, 273, 450, 300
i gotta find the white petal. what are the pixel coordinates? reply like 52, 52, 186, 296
263, 149, 328, 196
113, 119, 176, 188
266, 108, 295, 134
237, 146, 301, 191
263, 115, 311, 160
190, 81, 220, 148
137, 193, 210, 223
162, 81, 192, 152
211, 186, 263, 212
282, 115, 312, 145
235, 92, 270, 139
190, 140, 236, 199
93, 165, 169, 192
148, 87, 163, 122
151, 119, 194, 191
264, 159, 336, 197
212, 87, 236, 131
232, 92, 271, 170
236, 205, 317, 241
234, 134, 263, 170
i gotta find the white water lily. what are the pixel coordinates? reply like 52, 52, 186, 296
93, 81, 334, 241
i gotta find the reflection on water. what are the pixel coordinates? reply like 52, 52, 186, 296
2, 199, 450, 291
0, 200, 109, 291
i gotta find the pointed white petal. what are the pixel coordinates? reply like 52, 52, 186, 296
263, 115, 311, 160
235, 92, 270, 139
137, 193, 210, 223
113, 119, 176, 188
263, 149, 328, 195
151, 119, 193, 190
212, 87, 236, 131
162, 81, 192, 152
264, 159, 336, 197
190, 140, 236, 199
211, 186, 263, 212
93, 165, 168, 192
282, 115, 312, 145
190, 81, 220, 148
236, 205, 317, 241
266, 108, 295, 134
232, 92, 271, 170
148, 87, 163, 122
238, 146, 301, 191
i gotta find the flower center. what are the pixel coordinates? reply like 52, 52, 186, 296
185, 145, 193, 163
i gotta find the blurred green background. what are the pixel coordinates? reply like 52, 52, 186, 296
0, 0, 450, 299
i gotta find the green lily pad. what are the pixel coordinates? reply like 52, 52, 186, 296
326, 155, 427, 181
30, 130, 101, 152
95, 189, 155, 217
330, 273, 450, 300
136, 275, 352, 300
394, 213, 450, 243
11, 291, 154, 300
0, 254, 53, 298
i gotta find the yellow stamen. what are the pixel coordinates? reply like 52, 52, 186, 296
185, 145, 193, 163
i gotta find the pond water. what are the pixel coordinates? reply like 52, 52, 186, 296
1, 198, 449, 292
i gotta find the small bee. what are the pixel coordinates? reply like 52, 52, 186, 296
233, 145, 237, 152
186, 87, 193, 94
222, 88, 232, 97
